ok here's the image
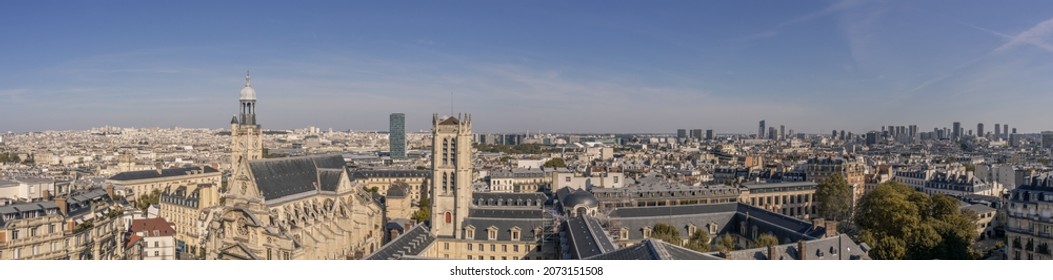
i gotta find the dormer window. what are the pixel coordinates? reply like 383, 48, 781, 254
620, 227, 629, 240
510, 227, 522, 241
465, 226, 476, 240
643, 227, 653, 238
487, 226, 498, 241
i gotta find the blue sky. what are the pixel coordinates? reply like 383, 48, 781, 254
2, 0, 1053, 134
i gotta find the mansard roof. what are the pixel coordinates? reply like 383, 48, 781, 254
109, 166, 219, 181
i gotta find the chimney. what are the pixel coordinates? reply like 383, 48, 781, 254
767, 245, 777, 260
811, 218, 825, 231
42, 190, 51, 200
825, 221, 839, 238
798, 240, 807, 260
105, 185, 115, 199
54, 196, 68, 216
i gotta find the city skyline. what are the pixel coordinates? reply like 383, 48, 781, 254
4, 1, 1053, 133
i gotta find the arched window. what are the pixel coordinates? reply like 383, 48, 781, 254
445, 212, 452, 224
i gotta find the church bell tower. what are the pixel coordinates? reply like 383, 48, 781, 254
430, 113, 473, 238
230, 72, 264, 171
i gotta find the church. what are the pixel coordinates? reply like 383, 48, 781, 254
367, 113, 560, 260
200, 73, 385, 260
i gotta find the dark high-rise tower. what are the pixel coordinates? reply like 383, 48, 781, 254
977, 123, 984, 138
758, 120, 766, 140
953, 122, 961, 140
389, 113, 406, 159
995, 123, 1001, 140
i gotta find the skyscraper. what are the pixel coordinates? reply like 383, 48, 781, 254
995, 123, 1001, 140
389, 113, 406, 159
690, 129, 703, 141
677, 129, 687, 141
1043, 131, 1053, 149
953, 122, 961, 140
758, 120, 766, 140
705, 129, 714, 141
1004, 124, 1010, 140
977, 123, 984, 138
779, 125, 785, 140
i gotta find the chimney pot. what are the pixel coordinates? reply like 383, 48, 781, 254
767, 245, 777, 260
798, 240, 807, 260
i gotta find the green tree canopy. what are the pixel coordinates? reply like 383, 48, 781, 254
684, 230, 711, 252
137, 189, 162, 212
542, 158, 567, 168
716, 233, 736, 251
652, 223, 682, 245
854, 181, 979, 260
411, 197, 431, 223
754, 233, 779, 248
816, 173, 853, 222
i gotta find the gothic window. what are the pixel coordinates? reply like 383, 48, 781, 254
445, 212, 452, 224
442, 173, 448, 193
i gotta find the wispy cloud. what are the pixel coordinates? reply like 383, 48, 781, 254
732, 0, 866, 42
995, 16, 1053, 53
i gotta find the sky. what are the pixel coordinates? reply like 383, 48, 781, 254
2, 0, 1053, 134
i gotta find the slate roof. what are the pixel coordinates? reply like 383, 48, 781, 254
317, 169, 343, 192
606, 203, 825, 241
725, 234, 870, 260
109, 166, 219, 181
386, 184, 407, 197
463, 207, 549, 241
248, 154, 346, 200
347, 170, 429, 181
586, 239, 722, 260
366, 223, 435, 260
472, 192, 548, 208
565, 215, 617, 259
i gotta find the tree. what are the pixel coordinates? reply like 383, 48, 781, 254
854, 181, 979, 260
412, 197, 431, 223
542, 158, 567, 168
754, 233, 779, 248
137, 189, 162, 212
816, 173, 852, 222
684, 230, 710, 252
651, 223, 682, 245
716, 233, 736, 251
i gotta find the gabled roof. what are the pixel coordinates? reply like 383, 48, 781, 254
438, 117, 459, 125
248, 154, 346, 200
130, 218, 175, 237
109, 166, 219, 181
586, 239, 722, 260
